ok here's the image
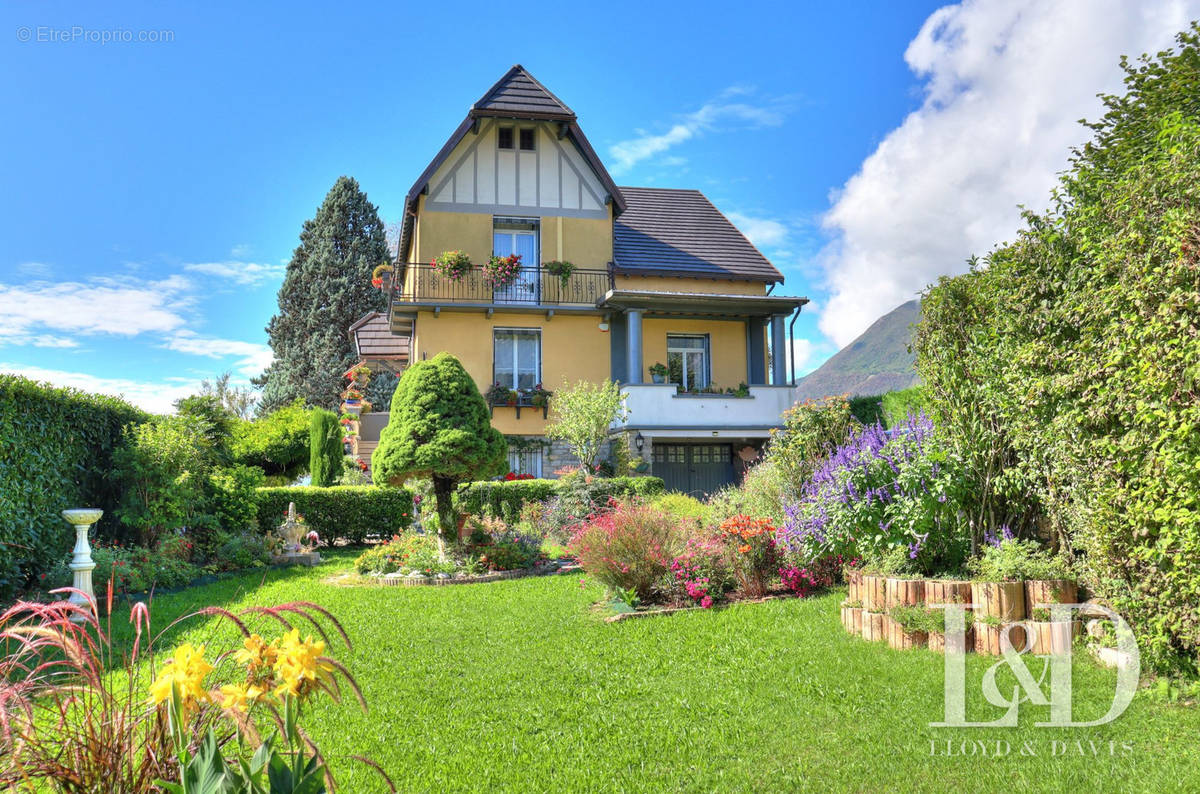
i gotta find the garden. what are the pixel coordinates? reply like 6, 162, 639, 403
3, 28, 1200, 793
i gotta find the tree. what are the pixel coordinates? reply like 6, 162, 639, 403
372, 354, 506, 552
257, 176, 391, 413
231, 399, 312, 483
174, 394, 235, 465
545, 380, 628, 471
308, 409, 342, 487
200, 371, 257, 419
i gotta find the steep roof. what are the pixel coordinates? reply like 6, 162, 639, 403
471, 65, 575, 120
613, 187, 784, 283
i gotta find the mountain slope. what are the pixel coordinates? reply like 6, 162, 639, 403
795, 299, 921, 400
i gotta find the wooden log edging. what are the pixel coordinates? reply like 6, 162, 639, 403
885, 577, 924, 609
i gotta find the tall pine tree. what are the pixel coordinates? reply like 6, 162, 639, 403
258, 177, 395, 413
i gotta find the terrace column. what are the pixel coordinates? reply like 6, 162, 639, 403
626, 309, 644, 384
747, 318, 768, 385
770, 314, 788, 385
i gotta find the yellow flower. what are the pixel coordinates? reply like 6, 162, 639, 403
272, 629, 335, 698
149, 642, 212, 712
219, 682, 265, 713
234, 633, 279, 676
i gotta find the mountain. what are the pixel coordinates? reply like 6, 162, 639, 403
794, 299, 921, 400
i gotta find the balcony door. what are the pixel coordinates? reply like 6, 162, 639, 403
493, 217, 540, 305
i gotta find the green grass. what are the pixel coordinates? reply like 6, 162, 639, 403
122, 552, 1199, 792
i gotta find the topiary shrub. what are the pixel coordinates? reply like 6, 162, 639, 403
254, 486, 413, 545
308, 409, 342, 487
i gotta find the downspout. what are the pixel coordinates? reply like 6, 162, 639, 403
788, 306, 801, 386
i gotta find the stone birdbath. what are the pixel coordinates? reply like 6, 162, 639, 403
274, 502, 321, 566
62, 508, 102, 621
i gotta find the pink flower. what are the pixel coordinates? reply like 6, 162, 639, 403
700, 596, 713, 609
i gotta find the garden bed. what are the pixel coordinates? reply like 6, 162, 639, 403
375, 559, 580, 587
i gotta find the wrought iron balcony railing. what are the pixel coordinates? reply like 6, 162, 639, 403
391, 262, 611, 308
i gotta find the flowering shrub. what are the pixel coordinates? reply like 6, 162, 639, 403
484, 253, 523, 287
466, 516, 542, 571
780, 413, 970, 576
504, 471, 536, 480
719, 515, 778, 598
432, 250, 472, 280
669, 534, 732, 608
353, 532, 452, 575
568, 500, 683, 600
46, 540, 200, 595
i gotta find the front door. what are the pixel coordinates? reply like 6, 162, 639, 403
493, 219, 539, 304
651, 443, 735, 496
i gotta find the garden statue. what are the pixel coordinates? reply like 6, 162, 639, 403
61, 508, 102, 621
274, 502, 321, 566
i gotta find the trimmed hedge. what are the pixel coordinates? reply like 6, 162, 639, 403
254, 486, 414, 545
458, 476, 665, 523
0, 375, 148, 598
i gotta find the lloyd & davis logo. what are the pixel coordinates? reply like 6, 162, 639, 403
929, 602, 1140, 728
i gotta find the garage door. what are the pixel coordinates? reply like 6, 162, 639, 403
651, 443, 736, 496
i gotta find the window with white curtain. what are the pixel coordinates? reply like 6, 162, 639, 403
667, 334, 710, 389
493, 329, 541, 390
507, 448, 543, 477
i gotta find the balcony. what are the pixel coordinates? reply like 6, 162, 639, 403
613, 384, 798, 437
392, 263, 611, 309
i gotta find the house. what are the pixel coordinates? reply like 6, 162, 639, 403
352, 65, 807, 495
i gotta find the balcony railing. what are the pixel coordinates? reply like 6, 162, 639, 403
392, 263, 611, 308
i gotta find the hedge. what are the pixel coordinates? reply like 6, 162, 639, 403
0, 375, 148, 599
254, 486, 413, 544
458, 476, 665, 523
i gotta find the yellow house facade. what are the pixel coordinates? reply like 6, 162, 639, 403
357, 66, 807, 494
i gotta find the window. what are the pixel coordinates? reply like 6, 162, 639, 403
519, 128, 535, 151
667, 335, 709, 390
493, 329, 541, 390
493, 217, 539, 304
498, 127, 514, 149
507, 447, 543, 477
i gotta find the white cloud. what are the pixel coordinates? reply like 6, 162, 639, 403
230, 243, 252, 258
0, 275, 192, 344
725, 211, 791, 249
182, 260, 286, 286
791, 338, 816, 375
0, 363, 198, 414
162, 330, 273, 379
609, 90, 789, 174
817, 0, 1195, 346
31, 336, 79, 348
15, 262, 52, 278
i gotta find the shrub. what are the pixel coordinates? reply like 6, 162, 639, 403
0, 375, 147, 598
466, 516, 542, 571
969, 536, 1073, 582
308, 408, 342, 487
457, 475, 664, 524
718, 515, 778, 598
206, 464, 265, 536
48, 540, 201, 594
231, 399, 311, 480
779, 414, 970, 577
848, 395, 885, 426
254, 486, 414, 545
353, 532, 453, 575
765, 395, 858, 507
652, 493, 712, 527
568, 500, 683, 599
668, 533, 733, 607
114, 415, 214, 548
212, 530, 271, 571
881, 387, 926, 428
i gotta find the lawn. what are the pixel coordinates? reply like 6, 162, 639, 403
127, 552, 1199, 793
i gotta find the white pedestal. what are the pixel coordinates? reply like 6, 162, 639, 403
61, 509, 102, 621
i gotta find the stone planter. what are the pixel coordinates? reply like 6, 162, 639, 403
925, 579, 971, 606
1024, 579, 1078, 612
886, 619, 928, 650
885, 577, 924, 609
861, 611, 886, 642
971, 581, 1026, 622
861, 574, 887, 612
974, 622, 1028, 656
840, 603, 863, 635
1025, 620, 1081, 655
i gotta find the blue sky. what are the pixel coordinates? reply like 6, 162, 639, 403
2, 0, 1194, 411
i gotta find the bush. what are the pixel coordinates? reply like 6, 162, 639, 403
652, 493, 712, 527
231, 399, 312, 480
568, 500, 683, 599
212, 530, 272, 571
668, 533, 734, 608
848, 395, 885, 426
48, 540, 200, 594
309, 408, 342, 487
969, 536, 1073, 582
0, 375, 147, 599
353, 533, 452, 575
206, 464, 265, 536
457, 476, 664, 524
718, 515, 778, 598
254, 486, 413, 545
881, 387, 926, 428
765, 396, 858, 507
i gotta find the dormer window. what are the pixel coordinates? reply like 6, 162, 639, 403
519, 128, 535, 151
498, 127, 514, 150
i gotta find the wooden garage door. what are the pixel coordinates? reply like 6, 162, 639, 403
651, 443, 735, 497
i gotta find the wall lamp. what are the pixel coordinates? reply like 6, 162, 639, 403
634, 431, 645, 452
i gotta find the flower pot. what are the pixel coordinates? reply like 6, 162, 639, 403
861, 574, 887, 612
971, 581, 1025, 622
861, 611, 886, 642
1025, 619, 1081, 655
885, 577, 924, 609
974, 622, 1028, 656
651, 373, 665, 384
840, 603, 863, 635
1024, 579, 1078, 615
887, 619, 928, 650
925, 579, 971, 607
928, 628, 974, 654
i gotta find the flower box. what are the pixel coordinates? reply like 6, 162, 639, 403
885, 577, 924, 609
971, 581, 1025, 622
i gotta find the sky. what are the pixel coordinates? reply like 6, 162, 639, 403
1, 0, 1196, 413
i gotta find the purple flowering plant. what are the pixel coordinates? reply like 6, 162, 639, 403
779, 412, 970, 576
